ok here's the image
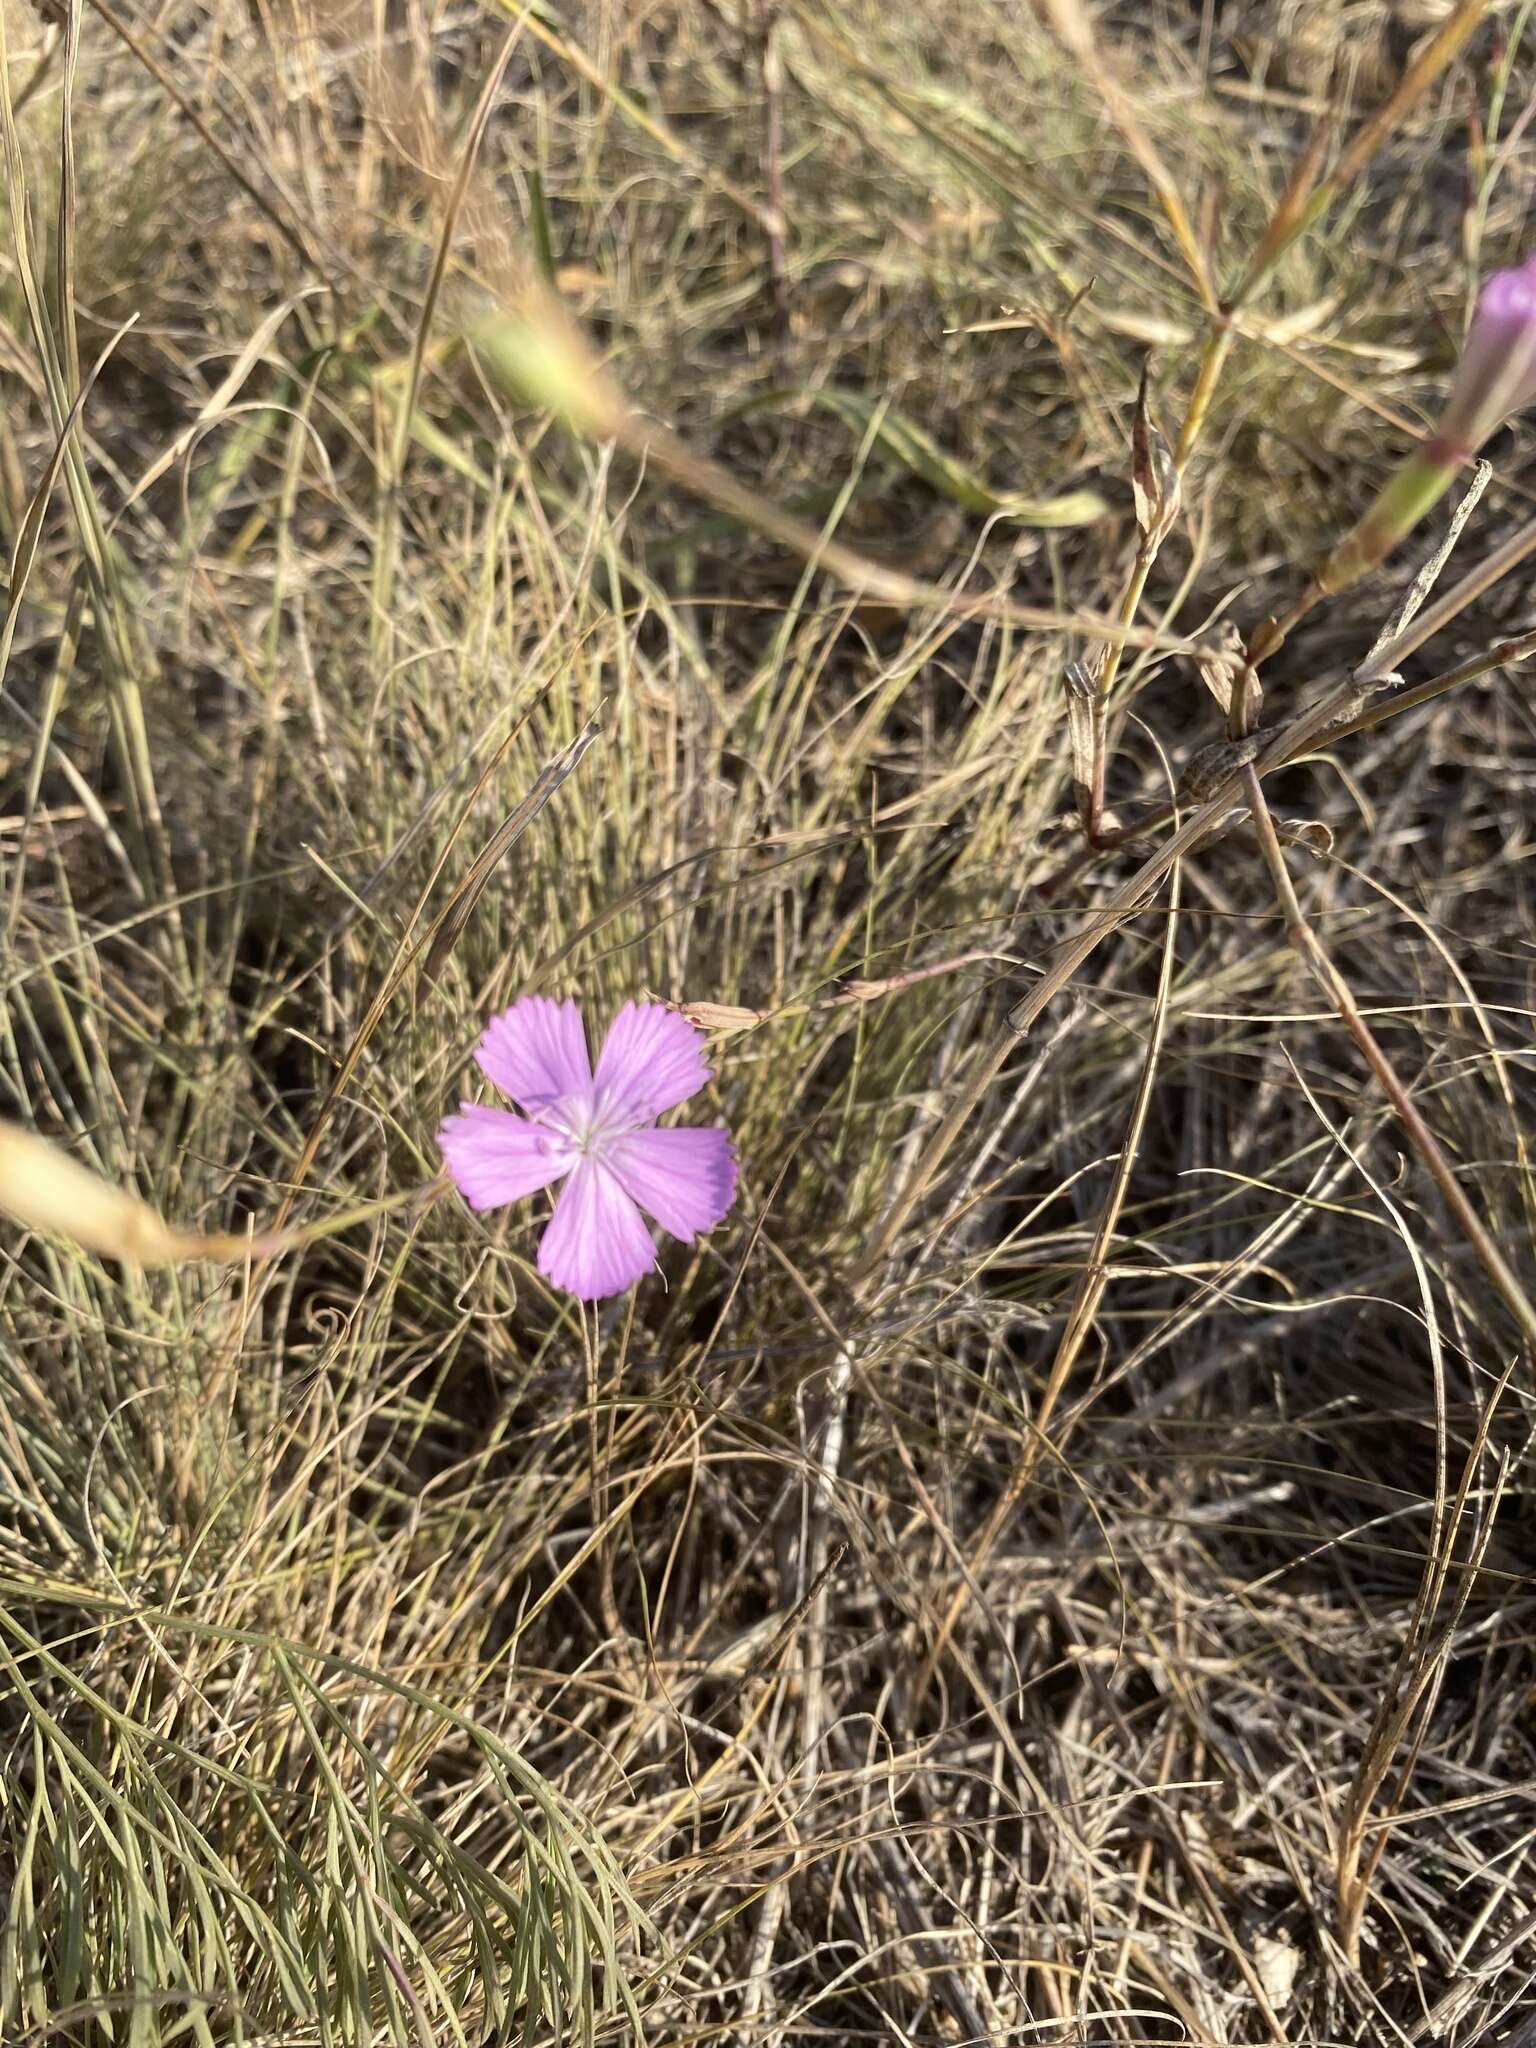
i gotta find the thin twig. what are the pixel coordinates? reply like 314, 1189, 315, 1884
754, 0, 791, 335
1239, 764, 1536, 1348
911, 856, 1182, 1703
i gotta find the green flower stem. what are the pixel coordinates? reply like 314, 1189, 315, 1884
1314, 446, 1461, 595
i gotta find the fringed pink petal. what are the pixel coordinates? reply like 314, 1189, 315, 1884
536, 1158, 657, 1300
439, 1106, 574, 1211
474, 997, 592, 1115
593, 1002, 712, 1121
604, 1125, 737, 1242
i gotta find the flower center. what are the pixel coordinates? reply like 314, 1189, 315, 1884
539, 1087, 646, 1161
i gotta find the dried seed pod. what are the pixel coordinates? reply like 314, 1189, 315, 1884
1178, 733, 1262, 803
1063, 657, 1099, 816
1196, 620, 1256, 718
1276, 818, 1334, 857
678, 1001, 762, 1034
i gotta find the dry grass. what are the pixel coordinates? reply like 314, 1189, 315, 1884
1, 0, 1535, 2042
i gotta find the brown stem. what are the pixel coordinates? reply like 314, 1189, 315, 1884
1241, 765, 1536, 1348
1326, 629, 1536, 745
1353, 510, 1536, 687
1043, 620, 1536, 890
1084, 552, 1154, 844
912, 860, 1182, 1707
754, 0, 790, 335
1227, 652, 1261, 741
851, 1, 1506, 1518
1073, 3, 1483, 841
1085, 697, 1110, 844
1038, 799, 1178, 903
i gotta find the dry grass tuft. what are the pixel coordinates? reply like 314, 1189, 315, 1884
1, 2, 1535, 2043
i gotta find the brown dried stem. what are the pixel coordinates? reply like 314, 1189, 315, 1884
1239, 764, 1536, 1349
912, 857, 1182, 1705
1076, 2, 1487, 846
753, 0, 791, 336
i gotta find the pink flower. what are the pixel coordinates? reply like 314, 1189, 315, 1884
438, 997, 737, 1301
1315, 253, 1536, 596
1436, 254, 1536, 456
